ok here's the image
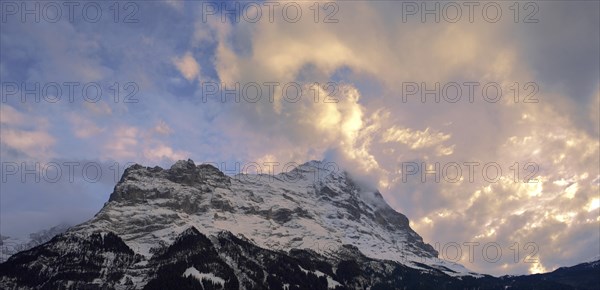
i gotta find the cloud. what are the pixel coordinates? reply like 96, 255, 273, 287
153, 120, 172, 135
173, 52, 201, 82
1, 0, 597, 277
143, 144, 188, 161
0, 129, 56, 160
199, 1, 599, 276
102, 123, 190, 165
0, 105, 25, 125
83, 101, 112, 116
164, 0, 184, 12
382, 126, 454, 156
0, 105, 55, 160
68, 114, 105, 139
104, 126, 139, 159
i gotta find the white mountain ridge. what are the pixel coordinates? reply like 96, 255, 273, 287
69, 159, 478, 277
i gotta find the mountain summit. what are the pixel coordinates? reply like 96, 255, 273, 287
86, 159, 438, 263
1, 160, 595, 289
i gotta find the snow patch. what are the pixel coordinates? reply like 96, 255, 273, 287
298, 266, 341, 289
182, 267, 225, 287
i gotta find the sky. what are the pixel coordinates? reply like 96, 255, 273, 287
1, 0, 599, 276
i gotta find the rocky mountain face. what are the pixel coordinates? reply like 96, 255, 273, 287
74, 159, 442, 267
0, 160, 597, 289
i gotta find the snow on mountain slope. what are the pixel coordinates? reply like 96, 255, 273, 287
0, 224, 71, 263
68, 159, 473, 276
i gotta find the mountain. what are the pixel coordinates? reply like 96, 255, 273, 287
76, 159, 446, 270
0, 223, 71, 263
508, 259, 600, 290
0, 160, 597, 289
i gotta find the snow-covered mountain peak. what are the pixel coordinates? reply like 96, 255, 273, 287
67, 159, 482, 276
285, 160, 340, 180
294, 159, 336, 171
3, 159, 593, 288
